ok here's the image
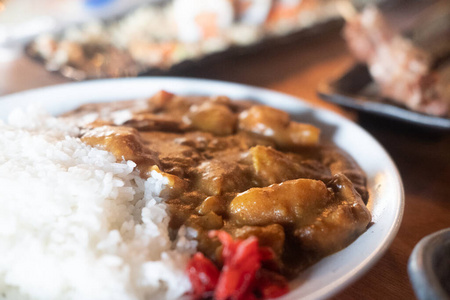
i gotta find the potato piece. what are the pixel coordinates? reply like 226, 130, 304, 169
232, 224, 285, 258
229, 179, 331, 227
187, 102, 237, 136
238, 105, 320, 148
294, 174, 371, 255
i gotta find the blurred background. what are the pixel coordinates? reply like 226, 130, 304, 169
0, 1, 449, 299
0, 0, 382, 94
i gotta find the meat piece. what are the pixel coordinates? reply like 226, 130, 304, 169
149, 166, 189, 198
193, 159, 253, 195
187, 102, 238, 136
343, 4, 450, 116
229, 174, 371, 255
229, 178, 331, 227
238, 105, 320, 148
249, 145, 331, 186
293, 174, 371, 255
320, 145, 368, 202
196, 195, 228, 216
81, 125, 160, 169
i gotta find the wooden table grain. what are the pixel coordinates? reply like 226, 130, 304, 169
1, 24, 449, 300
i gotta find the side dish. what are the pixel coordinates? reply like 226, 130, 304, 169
28, 0, 341, 79
342, 2, 450, 117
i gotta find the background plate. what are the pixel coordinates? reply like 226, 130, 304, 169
318, 64, 450, 130
0, 78, 404, 300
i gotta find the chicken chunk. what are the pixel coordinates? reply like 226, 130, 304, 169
149, 166, 189, 199
229, 178, 331, 227
238, 105, 320, 148
81, 125, 159, 169
249, 145, 331, 186
320, 146, 368, 202
229, 174, 371, 256
187, 102, 238, 136
193, 159, 253, 196
294, 174, 371, 255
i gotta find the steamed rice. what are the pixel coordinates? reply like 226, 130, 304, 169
0, 107, 197, 300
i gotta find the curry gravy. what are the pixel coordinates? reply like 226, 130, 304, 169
65, 91, 371, 276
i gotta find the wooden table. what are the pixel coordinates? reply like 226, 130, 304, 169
1, 24, 449, 300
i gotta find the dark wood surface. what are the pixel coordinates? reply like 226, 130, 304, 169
1, 24, 449, 300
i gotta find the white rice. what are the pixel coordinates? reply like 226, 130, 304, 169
0, 107, 197, 300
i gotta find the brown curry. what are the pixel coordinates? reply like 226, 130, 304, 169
65, 91, 371, 276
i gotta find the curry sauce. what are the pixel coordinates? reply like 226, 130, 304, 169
65, 91, 371, 277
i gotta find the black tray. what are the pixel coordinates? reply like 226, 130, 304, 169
318, 64, 450, 130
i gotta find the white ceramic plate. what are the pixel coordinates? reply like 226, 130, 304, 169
0, 78, 404, 300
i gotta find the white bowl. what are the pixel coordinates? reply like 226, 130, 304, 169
0, 78, 404, 300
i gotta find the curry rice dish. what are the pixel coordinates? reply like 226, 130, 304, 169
0, 91, 371, 299
66, 91, 372, 277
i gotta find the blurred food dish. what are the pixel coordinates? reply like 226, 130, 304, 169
25, 0, 376, 80
318, 64, 450, 130
319, 0, 450, 127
